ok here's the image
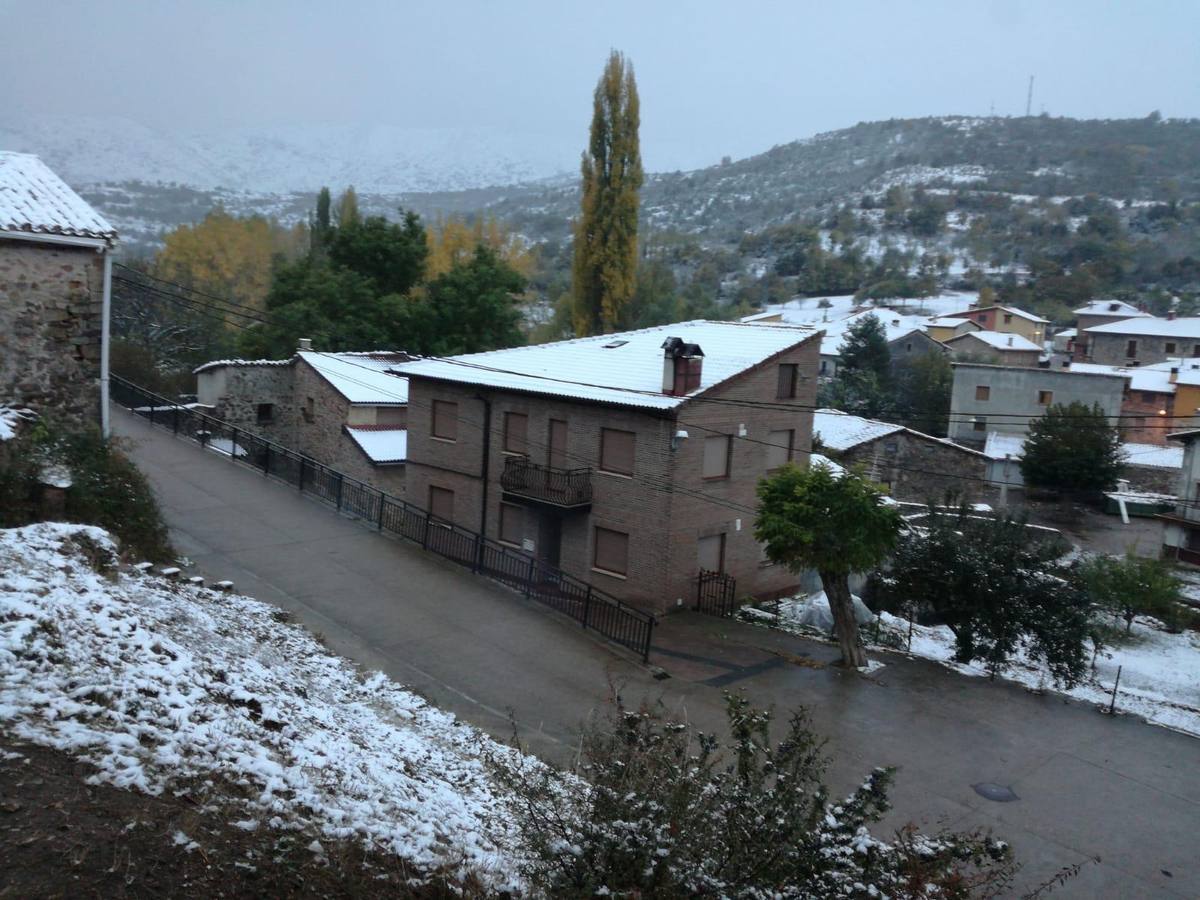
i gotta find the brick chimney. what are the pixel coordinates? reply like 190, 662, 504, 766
297, 338, 313, 351
661, 337, 705, 395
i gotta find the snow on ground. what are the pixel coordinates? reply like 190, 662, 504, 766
0, 523, 527, 888
745, 594, 1200, 738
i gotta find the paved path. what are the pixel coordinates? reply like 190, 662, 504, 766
115, 407, 1199, 898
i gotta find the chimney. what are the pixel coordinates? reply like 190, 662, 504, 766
297, 338, 313, 351
661, 337, 705, 395
1167, 311, 1176, 321
1006, 335, 1013, 347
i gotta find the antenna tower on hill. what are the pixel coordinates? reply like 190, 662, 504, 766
1026, 75, 1035, 117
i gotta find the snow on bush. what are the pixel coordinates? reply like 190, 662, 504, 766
0, 523, 524, 887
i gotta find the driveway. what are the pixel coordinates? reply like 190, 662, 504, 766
114, 407, 1199, 898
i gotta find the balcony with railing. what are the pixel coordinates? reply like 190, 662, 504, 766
501, 456, 593, 509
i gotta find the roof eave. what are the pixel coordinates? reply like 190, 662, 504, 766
0, 227, 113, 250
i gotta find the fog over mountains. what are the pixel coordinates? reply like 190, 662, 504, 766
0, 113, 581, 193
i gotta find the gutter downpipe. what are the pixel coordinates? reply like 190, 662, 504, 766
477, 392, 492, 538
100, 250, 113, 439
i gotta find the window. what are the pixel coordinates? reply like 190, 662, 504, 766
819, 359, 828, 375
905, 342, 912, 352
1193, 345, 1200, 358
776, 364, 799, 399
599, 428, 635, 476
703, 434, 731, 479
1165, 342, 1177, 354
256, 403, 275, 425
428, 486, 454, 523
698, 533, 726, 573
1003, 314, 1013, 325
1126, 340, 1138, 358
883, 440, 899, 455
975, 385, 990, 401
503, 412, 528, 455
593, 526, 629, 576
765, 429, 793, 470
976, 313, 987, 322
431, 400, 458, 441
303, 396, 315, 423
973, 417, 987, 433
1037, 390, 1053, 405
498, 502, 523, 545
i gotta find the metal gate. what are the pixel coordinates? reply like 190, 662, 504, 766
696, 569, 737, 617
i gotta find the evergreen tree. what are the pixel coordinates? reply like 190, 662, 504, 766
311, 187, 332, 258
1020, 402, 1124, 499
838, 313, 891, 382
572, 51, 643, 336
756, 464, 901, 668
895, 351, 953, 435
328, 211, 427, 297
335, 186, 360, 229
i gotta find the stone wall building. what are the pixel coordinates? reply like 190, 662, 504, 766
1084, 317, 1200, 367
1071, 300, 1150, 361
944, 331, 1042, 367
400, 321, 822, 616
813, 408, 993, 504
0, 152, 118, 435
195, 347, 410, 496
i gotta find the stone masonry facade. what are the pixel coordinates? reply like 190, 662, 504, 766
200, 359, 406, 497
826, 430, 995, 505
0, 240, 105, 429
1089, 330, 1200, 368
404, 335, 821, 615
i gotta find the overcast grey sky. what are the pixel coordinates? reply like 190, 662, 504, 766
4, 0, 1198, 171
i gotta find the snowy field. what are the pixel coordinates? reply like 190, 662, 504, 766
745, 593, 1200, 738
0, 523, 526, 889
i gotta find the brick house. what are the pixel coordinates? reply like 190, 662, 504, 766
942, 305, 1048, 345
813, 409, 992, 504
195, 345, 410, 496
944, 330, 1042, 367
0, 152, 118, 435
399, 321, 821, 615
1068, 360, 1176, 444
1083, 317, 1200, 367
1071, 300, 1150, 361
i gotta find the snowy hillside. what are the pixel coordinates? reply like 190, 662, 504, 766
0, 113, 578, 193
0, 522, 526, 888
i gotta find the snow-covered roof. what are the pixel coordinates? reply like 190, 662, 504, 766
399, 321, 816, 410
1074, 300, 1148, 318
298, 351, 410, 405
928, 316, 979, 329
1055, 328, 1078, 339
1069, 361, 1176, 395
0, 405, 34, 441
947, 331, 1042, 352
813, 408, 904, 450
944, 305, 1049, 324
0, 151, 116, 244
193, 357, 293, 374
814, 310, 933, 356
1084, 317, 1200, 338
1172, 365, 1200, 388
1122, 442, 1183, 470
345, 426, 407, 464
983, 431, 1026, 461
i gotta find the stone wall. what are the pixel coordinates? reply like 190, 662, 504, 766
831, 431, 995, 505
1089, 330, 1200, 367
0, 240, 105, 430
1123, 463, 1178, 496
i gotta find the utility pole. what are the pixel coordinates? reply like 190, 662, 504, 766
1026, 75, 1035, 117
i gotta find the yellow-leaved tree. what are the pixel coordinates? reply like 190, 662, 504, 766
425, 215, 536, 282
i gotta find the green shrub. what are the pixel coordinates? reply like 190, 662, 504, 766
0, 421, 173, 562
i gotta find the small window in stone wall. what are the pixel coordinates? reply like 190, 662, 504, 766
883, 440, 898, 455
1165, 342, 1177, 354
303, 396, 315, 423
1037, 390, 1053, 406
256, 403, 275, 425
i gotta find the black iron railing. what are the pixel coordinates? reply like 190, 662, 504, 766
111, 375, 654, 661
500, 456, 593, 508
696, 568, 738, 617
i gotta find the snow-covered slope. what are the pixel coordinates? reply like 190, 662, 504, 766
0, 523, 526, 887
0, 113, 578, 193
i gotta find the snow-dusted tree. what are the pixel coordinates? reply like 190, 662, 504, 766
756, 464, 901, 668
884, 506, 1092, 686
1020, 401, 1123, 499
491, 693, 1016, 897
1079, 553, 1186, 633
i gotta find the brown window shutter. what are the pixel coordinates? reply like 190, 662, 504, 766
766, 429, 793, 469
777, 364, 798, 399
429, 485, 455, 522
593, 526, 629, 575
499, 502, 523, 544
432, 400, 458, 440
600, 428, 636, 475
703, 434, 731, 479
504, 412, 528, 454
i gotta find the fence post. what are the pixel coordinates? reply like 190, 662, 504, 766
335, 473, 344, 511
421, 511, 432, 550
472, 534, 483, 574
298, 458, 306, 492
172, 406, 179, 435
525, 555, 537, 598
230, 427, 239, 463
263, 445, 271, 477
583, 586, 592, 630
376, 493, 386, 531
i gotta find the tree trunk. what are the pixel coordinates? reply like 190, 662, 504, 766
820, 571, 868, 668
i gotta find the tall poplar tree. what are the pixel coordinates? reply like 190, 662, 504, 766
572, 51, 643, 336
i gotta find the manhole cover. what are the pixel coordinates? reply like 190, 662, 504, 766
972, 782, 1019, 802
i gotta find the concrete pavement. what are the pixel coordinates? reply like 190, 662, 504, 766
114, 407, 1199, 898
